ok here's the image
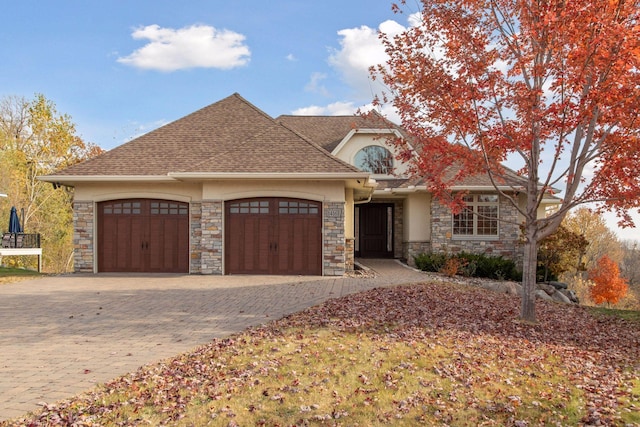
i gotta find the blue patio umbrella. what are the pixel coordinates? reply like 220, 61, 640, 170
8, 206, 22, 233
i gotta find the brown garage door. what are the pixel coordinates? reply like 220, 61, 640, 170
98, 199, 189, 273
225, 198, 322, 275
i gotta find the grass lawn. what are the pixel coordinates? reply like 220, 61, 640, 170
0, 266, 42, 284
2, 281, 639, 426
589, 305, 640, 324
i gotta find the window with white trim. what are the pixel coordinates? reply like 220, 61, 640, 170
453, 194, 499, 237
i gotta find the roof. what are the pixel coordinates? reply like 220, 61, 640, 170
277, 114, 532, 190
277, 111, 404, 153
48, 93, 363, 178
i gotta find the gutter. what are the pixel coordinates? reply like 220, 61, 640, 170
167, 172, 371, 180
38, 172, 373, 186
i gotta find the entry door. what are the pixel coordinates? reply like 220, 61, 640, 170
358, 203, 393, 258
225, 198, 322, 275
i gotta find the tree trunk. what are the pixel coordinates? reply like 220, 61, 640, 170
521, 231, 538, 323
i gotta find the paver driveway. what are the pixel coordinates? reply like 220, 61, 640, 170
0, 259, 426, 421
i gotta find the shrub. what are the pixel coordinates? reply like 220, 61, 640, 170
414, 252, 447, 272
440, 257, 468, 277
414, 252, 521, 281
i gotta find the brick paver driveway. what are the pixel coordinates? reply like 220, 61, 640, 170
0, 260, 426, 420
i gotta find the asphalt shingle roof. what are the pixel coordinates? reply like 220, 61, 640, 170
277, 112, 404, 153
53, 93, 361, 177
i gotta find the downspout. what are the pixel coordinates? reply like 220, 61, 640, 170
354, 193, 373, 204
354, 177, 376, 204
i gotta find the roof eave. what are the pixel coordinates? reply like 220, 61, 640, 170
167, 172, 371, 181
38, 175, 177, 186
331, 128, 406, 156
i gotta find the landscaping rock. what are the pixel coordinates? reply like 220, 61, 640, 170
535, 290, 553, 301
482, 281, 520, 296
422, 271, 577, 304
559, 289, 580, 304
551, 290, 572, 304
548, 281, 568, 290
537, 282, 557, 296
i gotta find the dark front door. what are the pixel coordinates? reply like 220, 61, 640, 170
358, 203, 393, 258
225, 198, 322, 275
98, 199, 189, 273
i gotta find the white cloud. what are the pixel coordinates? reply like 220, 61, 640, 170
117, 24, 250, 71
292, 101, 357, 116
294, 18, 411, 119
304, 72, 329, 96
328, 22, 393, 97
291, 101, 401, 123
286, 53, 297, 61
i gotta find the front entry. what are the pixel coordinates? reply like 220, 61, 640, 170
357, 203, 394, 258
98, 199, 190, 273
225, 198, 322, 275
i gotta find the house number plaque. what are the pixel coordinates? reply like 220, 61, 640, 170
326, 208, 342, 218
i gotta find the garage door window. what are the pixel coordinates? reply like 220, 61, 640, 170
150, 201, 188, 215
278, 200, 319, 214
103, 201, 141, 215
229, 200, 269, 214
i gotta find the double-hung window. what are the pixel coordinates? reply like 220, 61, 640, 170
453, 194, 499, 237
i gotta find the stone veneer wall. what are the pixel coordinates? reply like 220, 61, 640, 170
324, 201, 346, 276
199, 200, 223, 275
403, 241, 432, 267
73, 201, 94, 273
392, 201, 404, 259
345, 238, 355, 272
430, 195, 522, 260
189, 202, 202, 274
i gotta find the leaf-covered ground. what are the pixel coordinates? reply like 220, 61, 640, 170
3, 281, 639, 426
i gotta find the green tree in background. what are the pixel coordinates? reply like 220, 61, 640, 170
537, 225, 588, 282
562, 207, 623, 272
0, 94, 103, 272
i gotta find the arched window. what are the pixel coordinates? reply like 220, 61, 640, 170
354, 145, 393, 174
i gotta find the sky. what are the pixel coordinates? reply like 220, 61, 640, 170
1, 0, 638, 241
1, 0, 404, 148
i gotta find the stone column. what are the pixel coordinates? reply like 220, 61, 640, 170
73, 201, 94, 273
189, 201, 202, 274
200, 200, 223, 274
323, 201, 346, 276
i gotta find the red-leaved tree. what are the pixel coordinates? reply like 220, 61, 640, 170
373, 0, 640, 322
588, 255, 629, 305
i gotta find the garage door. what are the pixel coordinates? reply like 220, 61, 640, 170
98, 199, 189, 273
225, 198, 322, 275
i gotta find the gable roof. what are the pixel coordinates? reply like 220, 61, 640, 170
277, 114, 529, 190
277, 111, 404, 153
46, 93, 364, 179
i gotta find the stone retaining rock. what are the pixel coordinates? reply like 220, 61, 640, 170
420, 271, 578, 304
551, 290, 572, 304
548, 281, 568, 290
536, 289, 553, 301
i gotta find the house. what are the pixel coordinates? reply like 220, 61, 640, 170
40, 93, 556, 275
